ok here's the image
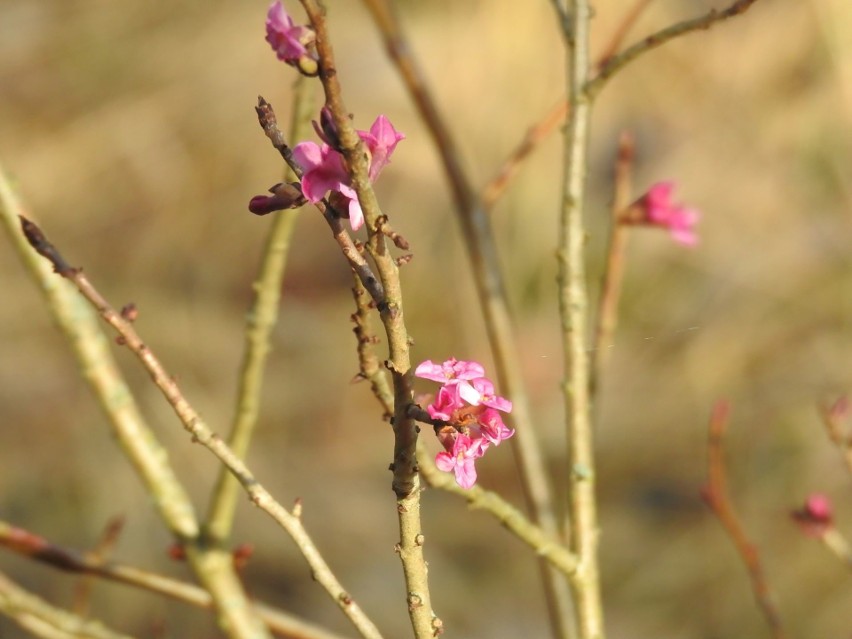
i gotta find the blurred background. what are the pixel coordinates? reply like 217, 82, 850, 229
1, 0, 850, 637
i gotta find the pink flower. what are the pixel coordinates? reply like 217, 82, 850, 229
631, 181, 700, 246
466, 377, 513, 413
265, 1, 314, 64
791, 493, 834, 538
415, 357, 513, 488
476, 408, 515, 445
427, 385, 464, 421
291, 114, 404, 231
435, 434, 483, 489
361, 115, 405, 182
415, 358, 486, 385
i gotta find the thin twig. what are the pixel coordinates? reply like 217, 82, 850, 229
594, 0, 655, 69
350, 273, 395, 418
482, 0, 760, 210
819, 397, 852, 475
480, 98, 569, 210
560, 1, 605, 638
72, 516, 125, 617
17, 216, 384, 639
416, 445, 579, 578
701, 401, 788, 639
298, 2, 437, 637
480, 0, 650, 211
0, 166, 269, 639
0, 520, 353, 639
821, 529, 852, 569
0, 570, 133, 639
587, 0, 763, 100
590, 132, 634, 397
360, 2, 573, 637
203, 76, 314, 546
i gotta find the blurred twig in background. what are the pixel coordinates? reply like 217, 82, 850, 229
587, 0, 763, 99
0, 165, 270, 639
203, 75, 314, 548
590, 132, 634, 399
702, 401, 788, 639
15, 212, 383, 639
0, 570, 133, 639
0, 520, 352, 639
71, 516, 125, 618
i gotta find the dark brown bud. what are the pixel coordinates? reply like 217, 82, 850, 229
248, 182, 306, 215
120, 303, 138, 322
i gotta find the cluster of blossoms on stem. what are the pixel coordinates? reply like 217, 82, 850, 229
293, 112, 404, 231
252, 3, 405, 230
415, 358, 514, 489
623, 181, 700, 246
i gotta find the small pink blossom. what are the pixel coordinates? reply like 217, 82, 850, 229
630, 181, 700, 246
791, 493, 834, 538
427, 385, 464, 421
361, 115, 405, 182
291, 114, 404, 231
435, 434, 482, 489
291, 142, 349, 202
476, 408, 515, 445
415, 358, 486, 385
467, 377, 513, 413
265, 1, 314, 64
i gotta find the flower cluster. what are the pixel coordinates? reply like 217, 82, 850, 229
293, 114, 404, 231
258, 4, 405, 228
265, 1, 317, 74
415, 358, 514, 489
624, 181, 700, 246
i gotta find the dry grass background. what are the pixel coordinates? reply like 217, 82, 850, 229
1, 0, 851, 637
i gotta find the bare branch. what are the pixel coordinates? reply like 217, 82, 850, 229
0, 520, 353, 639
18, 216, 384, 639
701, 401, 788, 639
0, 570, 133, 639
587, 0, 763, 100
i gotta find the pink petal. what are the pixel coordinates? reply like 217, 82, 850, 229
457, 381, 482, 406
293, 142, 350, 203
265, 1, 310, 62
454, 459, 477, 489
360, 115, 405, 182
427, 385, 463, 421
478, 408, 515, 445
435, 451, 456, 472
470, 377, 513, 412
415, 360, 445, 382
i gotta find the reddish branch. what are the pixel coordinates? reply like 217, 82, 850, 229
590, 131, 634, 396
701, 401, 788, 639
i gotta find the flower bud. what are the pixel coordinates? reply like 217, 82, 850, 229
312, 105, 343, 152
248, 182, 306, 215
